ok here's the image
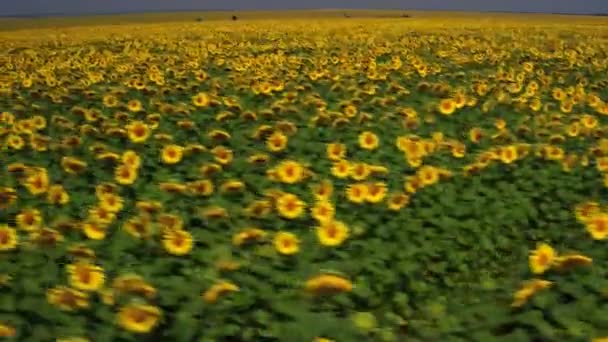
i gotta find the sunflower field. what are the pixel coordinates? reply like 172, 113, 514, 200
2, 14, 608, 342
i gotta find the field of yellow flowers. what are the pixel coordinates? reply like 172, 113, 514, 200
2, 12, 608, 341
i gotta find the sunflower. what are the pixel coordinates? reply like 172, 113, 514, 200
244, 200, 273, 218
326, 143, 346, 161
266, 131, 288, 152
88, 206, 116, 226
192, 92, 210, 107
211, 146, 233, 165
305, 274, 353, 295
125, 120, 151, 144
161, 144, 184, 164
349, 162, 371, 181
438, 98, 456, 115
0, 187, 17, 209
311, 179, 333, 201
585, 213, 608, 240
311, 201, 335, 223
127, 99, 143, 112
187, 179, 214, 196
16, 208, 42, 231
330, 160, 351, 179
123, 215, 152, 239
24, 168, 49, 195
45, 184, 69, 205
6, 134, 24, 150
529, 243, 556, 275
365, 182, 387, 203
358, 131, 379, 150
67, 262, 105, 291
276, 193, 306, 219
82, 221, 107, 240
276, 160, 305, 184
102, 94, 118, 108
317, 220, 350, 247
511, 279, 552, 308
117, 303, 162, 334
0, 323, 16, 338
162, 229, 193, 256
387, 192, 410, 211
46, 286, 89, 311
99, 193, 124, 213
61, 157, 88, 174
202, 281, 240, 304
0, 225, 18, 251
232, 228, 267, 246
112, 274, 157, 299
417, 166, 440, 187
346, 183, 368, 204
273, 231, 300, 255
498, 145, 519, 164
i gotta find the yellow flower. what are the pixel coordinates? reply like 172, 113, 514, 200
586, 213, 608, 240
47, 184, 70, 205
438, 98, 456, 115
417, 166, 440, 187
276, 160, 305, 184
331, 159, 351, 178
16, 208, 42, 231
276, 193, 306, 219
117, 303, 162, 334
162, 229, 194, 256
499, 145, 519, 164
358, 131, 379, 150
67, 262, 105, 291
326, 143, 346, 161
511, 279, 552, 308
305, 274, 353, 295
99, 193, 124, 213
349, 162, 371, 181
161, 144, 184, 164
187, 179, 214, 196
46, 286, 89, 311
61, 156, 88, 174
311, 179, 333, 201
202, 281, 240, 304
317, 220, 349, 247
115, 165, 138, 185
82, 221, 107, 240
123, 215, 152, 239
232, 228, 267, 247
273, 231, 300, 255
112, 274, 157, 299
192, 92, 210, 107
387, 192, 410, 211
127, 99, 143, 112
211, 146, 234, 165
0, 322, 16, 337
125, 121, 151, 143
122, 150, 142, 169
553, 254, 593, 272
24, 168, 49, 195
346, 183, 368, 204
311, 201, 335, 223
365, 182, 387, 203
0, 187, 17, 209
266, 131, 288, 152
529, 243, 556, 275
0, 226, 18, 251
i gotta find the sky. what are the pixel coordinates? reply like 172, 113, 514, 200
1, 0, 607, 16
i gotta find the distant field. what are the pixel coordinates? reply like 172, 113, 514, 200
3, 10, 608, 342
1, 9, 608, 31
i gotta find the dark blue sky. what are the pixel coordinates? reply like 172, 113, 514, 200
1, 0, 607, 16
